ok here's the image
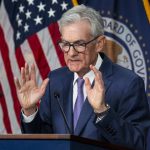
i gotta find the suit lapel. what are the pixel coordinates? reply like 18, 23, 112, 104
62, 69, 74, 134
74, 53, 113, 135
100, 53, 113, 94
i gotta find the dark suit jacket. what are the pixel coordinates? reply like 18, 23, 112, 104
21, 53, 150, 150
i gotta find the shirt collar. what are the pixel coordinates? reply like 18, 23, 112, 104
73, 54, 103, 85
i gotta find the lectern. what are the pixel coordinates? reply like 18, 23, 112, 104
0, 134, 133, 150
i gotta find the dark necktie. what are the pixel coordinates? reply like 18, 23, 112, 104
73, 78, 84, 130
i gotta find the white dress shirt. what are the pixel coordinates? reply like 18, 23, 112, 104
72, 54, 102, 110
23, 54, 102, 122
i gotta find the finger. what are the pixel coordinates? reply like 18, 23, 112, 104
30, 63, 36, 83
25, 62, 30, 81
90, 65, 104, 87
84, 77, 91, 93
96, 71, 104, 87
14, 77, 21, 90
40, 78, 49, 94
20, 67, 26, 86
90, 65, 100, 80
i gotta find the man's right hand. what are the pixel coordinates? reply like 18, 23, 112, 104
14, 63, 49, 116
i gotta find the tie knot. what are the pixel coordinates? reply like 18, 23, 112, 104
77, 78, 84, 89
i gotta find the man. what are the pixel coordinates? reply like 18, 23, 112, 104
14, 5, 150, 150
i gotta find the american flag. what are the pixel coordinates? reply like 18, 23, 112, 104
1, 0, 150, 135
0, 0, 75, 134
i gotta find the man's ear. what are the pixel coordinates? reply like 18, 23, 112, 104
96, 36, 106, 52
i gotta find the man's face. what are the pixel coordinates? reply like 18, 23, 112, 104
61, 21, 104, 77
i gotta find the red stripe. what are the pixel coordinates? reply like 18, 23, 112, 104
48, 22, 66, 67
0, 83, 12, 133
28, 34, 50, 79
15, 47, 26, 70
0, 26, 21, 125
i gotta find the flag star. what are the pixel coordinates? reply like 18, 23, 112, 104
48, 8, 55, 17
19, 4, 25, 13
37, 2, 46, 12
34, 15, 43, 25
16, 31, 21, 40
61, 1, 68, 10
25, 10, 32, 19
24, 23, 29, 32
52, 0, 58, 4
18, 19, 23, 26
27, 0, 34, 5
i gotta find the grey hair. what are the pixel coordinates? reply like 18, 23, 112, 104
59, 5, 104, 37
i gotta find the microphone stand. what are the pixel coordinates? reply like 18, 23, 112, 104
54, 92, 71, 134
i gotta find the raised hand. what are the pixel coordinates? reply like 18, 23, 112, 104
14, 63, 49, 116
84, 65, 107, 113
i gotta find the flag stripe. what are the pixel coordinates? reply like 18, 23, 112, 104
0, 83, 12, 133
0, 26, 21, 125
0, 104, 7, 134
15, 47, 26, 70
28, 34, 50, 79
48, 22, 66, 67
0, 0, 21, 85
37, 27, 61, 70
20, 40, 43, 86
0, 52, 21, 133
0, 1, 21, 133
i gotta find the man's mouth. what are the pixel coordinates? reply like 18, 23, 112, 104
68, 59, 80, 62
67, 59, 81, 65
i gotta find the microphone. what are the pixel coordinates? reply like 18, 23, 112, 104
54, 92, 71, 134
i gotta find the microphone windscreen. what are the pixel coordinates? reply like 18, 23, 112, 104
54, 92, 60, 98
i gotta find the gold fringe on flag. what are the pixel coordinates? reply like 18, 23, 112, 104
143, 0, 150, 23
72, 0, 79, 6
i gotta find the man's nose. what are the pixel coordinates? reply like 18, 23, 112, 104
68, 46, 78, 56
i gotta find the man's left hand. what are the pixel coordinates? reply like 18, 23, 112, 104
84, 65, 107, 113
